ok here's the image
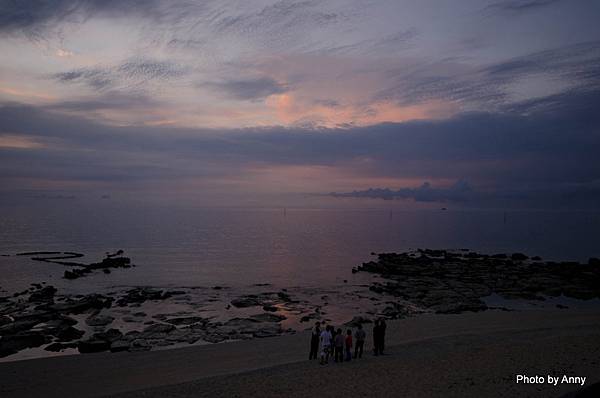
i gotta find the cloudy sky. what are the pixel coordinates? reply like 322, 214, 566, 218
0, 0, 599, 208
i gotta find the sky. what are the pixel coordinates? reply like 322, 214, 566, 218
0, 0, 599, 208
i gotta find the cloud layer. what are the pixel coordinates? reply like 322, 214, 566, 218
0, 1, 599, 207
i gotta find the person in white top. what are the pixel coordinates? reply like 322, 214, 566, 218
319, 325, 333, 365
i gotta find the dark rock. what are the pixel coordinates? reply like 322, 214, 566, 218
129, 338, 151, 351
110, 339, 130, 352
64, 268, 92, 280
56, 326, 85, 342
0, 332, 48, 357
249, 313, 286, 322
511, 253, 528, 261
344, 316, 372, 327
78, 339, 110, 353
44, 342, 78, 352
0, 319, 40, 335
93, 328, 123, 342
48, 294, 113, 314
277, 291, 293, 302
116, 288, 168, 307
142, 323, 175, 334
28, 286, 57, 302
165, 317, 206, 326
231, 297, 262, 308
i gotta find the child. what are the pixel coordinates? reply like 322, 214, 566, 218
334, 328, 344, 362
345, 329, 353, 361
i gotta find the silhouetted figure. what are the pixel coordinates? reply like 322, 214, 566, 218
334, 328, 344, 362
319, 325, 333, 365
309, 321, 321, 360
345, 329, 353, 361
328, 325, 335, 356
380, 319, 387, 354
373, 320, 382, 356
354, 323, 366, 358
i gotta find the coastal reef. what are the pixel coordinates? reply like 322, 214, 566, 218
0, 285, 297, 358
16, 250, 133, 279
355, 249, 600, 315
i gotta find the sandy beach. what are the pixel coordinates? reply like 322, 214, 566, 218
1, 309, 598, 398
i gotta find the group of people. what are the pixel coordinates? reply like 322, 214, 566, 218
309, 319, 387, 365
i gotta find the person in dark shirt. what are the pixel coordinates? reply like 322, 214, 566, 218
309, 321, 321, 360
334, 328, 344, 362
373, 320, 381, 356
354, 323, 366, 358
380, 319, 387, 354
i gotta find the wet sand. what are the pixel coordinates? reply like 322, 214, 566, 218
1, 309, 598, 398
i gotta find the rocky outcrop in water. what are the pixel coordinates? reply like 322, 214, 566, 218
354, 249, 600, 315
15, 250, 134, 280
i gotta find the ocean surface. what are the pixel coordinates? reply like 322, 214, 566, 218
1, 201, 599, 295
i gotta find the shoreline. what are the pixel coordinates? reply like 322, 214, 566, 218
1, 309, 598, 397
3, 248, 599, 362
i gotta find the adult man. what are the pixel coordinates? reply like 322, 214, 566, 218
354, 323, 366, 358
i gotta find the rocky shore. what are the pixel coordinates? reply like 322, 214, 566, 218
355, 249, 600, 316
0, 284, 301, 358
2, 248, 599, 361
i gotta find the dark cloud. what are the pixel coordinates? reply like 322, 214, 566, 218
50, 59, 187, 90
53, 68, 113, 90
214, 1, 339, 35
331, 180, 474, 203
44, 91, 160, 112
1, 87, 599, 208
485, 0, 564, 14
207, 77, 288, 100
117, 60, 187, 81
0, 0, 167, 37
378, 41, 600, 108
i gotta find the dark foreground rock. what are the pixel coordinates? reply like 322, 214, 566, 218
355, 249, 600, 314
0, 332, 49, 357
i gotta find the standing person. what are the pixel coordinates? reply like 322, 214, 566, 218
309, 321, 321, 360
373, 320, 381, 356
345, 329, 353, 361
380, 319, 387, 354
334, 328, 344, 362
319, 325, 332, 365
354, 323, 366, 358
328, 325, 335, 356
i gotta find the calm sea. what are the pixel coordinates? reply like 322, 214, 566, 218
1, 201, 599, 295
